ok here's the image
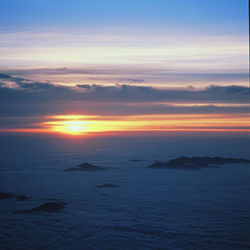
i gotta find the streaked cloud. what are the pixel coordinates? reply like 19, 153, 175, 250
0, 74, 249, 122
1, 67, 248, 88
0, 28, 248, 78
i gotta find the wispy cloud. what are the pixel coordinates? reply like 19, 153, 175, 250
1, 68, 249, 88
0, 28, 248, 75
0, 74, 249, 118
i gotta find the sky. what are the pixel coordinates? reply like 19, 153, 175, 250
0, 0, 249, 135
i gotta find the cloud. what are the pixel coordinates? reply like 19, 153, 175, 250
2, 68, 249, 86
75, 83, 249, 103
0, 74, 249, 117
205, 85, 248, 94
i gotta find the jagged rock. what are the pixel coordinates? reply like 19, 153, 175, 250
96, 184, 119, 188
149, 156, 250, 170
13, 201, 65, 214
65, 162, 105, 171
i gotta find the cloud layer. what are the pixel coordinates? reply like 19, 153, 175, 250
0, 73, 249, 116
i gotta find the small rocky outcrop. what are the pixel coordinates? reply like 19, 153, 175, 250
13, 201, 65, 214
96, 184, 119, 188
149, 156, 250, 170
65, 162, 105, 171
42, 198, 67, 204
0, 192, 28, 201
129, 159, 144, 162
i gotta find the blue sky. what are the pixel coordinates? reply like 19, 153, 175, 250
1, 0, 248, 34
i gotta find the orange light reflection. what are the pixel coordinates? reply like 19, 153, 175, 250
0, 113, 249, 136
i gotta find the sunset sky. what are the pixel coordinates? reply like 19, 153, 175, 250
0, 0, 249, 135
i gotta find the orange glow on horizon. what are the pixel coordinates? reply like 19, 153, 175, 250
0, 113, 249, 136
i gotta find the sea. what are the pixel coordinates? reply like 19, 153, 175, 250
0, 133, 250, 250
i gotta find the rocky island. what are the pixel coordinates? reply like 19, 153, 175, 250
149, 156, 250, 170
96, 184, 119, 188
65, 162, 105, 172
14, 201, 66, 214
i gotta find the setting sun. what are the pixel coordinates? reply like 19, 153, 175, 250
64, 121, 87, 135
47, 120, 90, 135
